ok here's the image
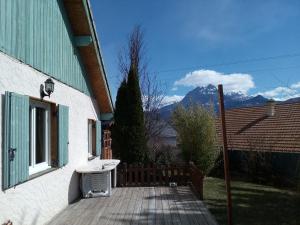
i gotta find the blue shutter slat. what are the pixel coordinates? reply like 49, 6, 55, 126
95, 120, 102, 157
58, 104, 69, 167
3, 92, 29, 190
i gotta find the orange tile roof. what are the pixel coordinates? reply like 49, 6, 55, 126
216, 102, 300, 152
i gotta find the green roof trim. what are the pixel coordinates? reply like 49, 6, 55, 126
75, 36, 93, 47
100, 113, 114, 121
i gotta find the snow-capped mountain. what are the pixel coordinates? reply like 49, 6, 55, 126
160, 84, 268, 119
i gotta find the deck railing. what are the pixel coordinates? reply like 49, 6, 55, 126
117, 162, 204, 199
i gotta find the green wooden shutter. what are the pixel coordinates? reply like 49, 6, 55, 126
58, 104, 69, 167
3, 92, 29, 189
95, 120, 102, 157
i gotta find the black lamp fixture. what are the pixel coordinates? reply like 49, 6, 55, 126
40, 78, 54, 99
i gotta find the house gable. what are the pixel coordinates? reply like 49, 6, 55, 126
0, 0, 93, 96
0, 0, 113, 113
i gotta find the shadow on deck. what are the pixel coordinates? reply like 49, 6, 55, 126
48, 186, 218, 225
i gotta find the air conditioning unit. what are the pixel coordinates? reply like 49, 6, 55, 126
81, 172, 111, 198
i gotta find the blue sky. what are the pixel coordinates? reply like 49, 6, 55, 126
90, 0, 300, 104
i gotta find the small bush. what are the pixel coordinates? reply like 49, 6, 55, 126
172, 104, 219, 175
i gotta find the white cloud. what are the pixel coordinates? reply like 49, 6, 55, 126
290, 82, 300, 89
174, 69, 255, 94
162, 95, 184, 106
256, 82, 300, 101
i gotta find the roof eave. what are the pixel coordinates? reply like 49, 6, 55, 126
83, 0, 114, 111
63, 0, 114, 114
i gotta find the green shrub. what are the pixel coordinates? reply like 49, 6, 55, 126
172, 104, 219, 175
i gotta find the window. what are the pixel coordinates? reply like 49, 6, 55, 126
88, 119, 96, 158
29, 100, 51, 175
88, 119, 102, 158
3, 91, 69, 189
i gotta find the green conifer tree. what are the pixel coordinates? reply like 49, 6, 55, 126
111, 79, 129, 161
126, 65, 147, 163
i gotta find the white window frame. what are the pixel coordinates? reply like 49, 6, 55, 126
29, 100, 51, 175
88, 119, 94, 157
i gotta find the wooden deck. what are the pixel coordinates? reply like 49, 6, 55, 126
48, 186, 218, 225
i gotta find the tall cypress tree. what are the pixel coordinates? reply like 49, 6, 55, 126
126, 65, 147, 163
113, 26, 147, 163
111, 79, 129, 161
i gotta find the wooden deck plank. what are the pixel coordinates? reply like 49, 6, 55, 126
113, 187, 128, 225
172, 187, 194, 225
195, 198, 219, 225
140, 186, 150, 224
184, 186, 218, 225
116, 187, 136, 225
99, 187, 126, 225
148, 187, 156, 225
183, 186, 210, 225
155, 187, 164, 225
131, 186, 146, 225
109, 187, 130, 225
166, 187, 182, 225
175, 186, 206, 225
47, 186, 218, 225
90, 189, 121, 225
119, 187, 136, 225
73, 198, 102, 225
160, 187, 172, 225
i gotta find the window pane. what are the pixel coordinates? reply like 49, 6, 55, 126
35, 107, 46, 164
88, 121, 92, 155
29, 107, 32, 166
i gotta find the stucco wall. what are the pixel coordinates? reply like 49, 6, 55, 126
0, 52, 100, 225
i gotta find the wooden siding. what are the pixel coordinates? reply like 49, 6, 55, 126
0, 0, 92, 95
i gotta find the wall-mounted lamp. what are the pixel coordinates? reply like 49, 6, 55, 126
40, 78, 54, 99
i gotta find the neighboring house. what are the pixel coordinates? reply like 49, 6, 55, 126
216, 101, 300, 152
160, 124, 178, 148
0, 1, 113, 224
154, 124, 183, 162
216, 101, 300, 185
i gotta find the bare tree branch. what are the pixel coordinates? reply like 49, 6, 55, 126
117, 25, 167, 146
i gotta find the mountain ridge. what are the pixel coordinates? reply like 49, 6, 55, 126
160, 85, 269, 119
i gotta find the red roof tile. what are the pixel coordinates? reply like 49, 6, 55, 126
216, 102, 300, 153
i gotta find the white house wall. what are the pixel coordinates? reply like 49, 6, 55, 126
0, 52, 100, 225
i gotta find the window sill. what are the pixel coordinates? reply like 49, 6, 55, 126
88, 156, 97, 161
29, 167, 58, 180
2, 168, 58, 191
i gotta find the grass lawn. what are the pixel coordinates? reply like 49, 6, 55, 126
203, 177, 300, 225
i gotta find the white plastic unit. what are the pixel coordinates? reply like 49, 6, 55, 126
76, 159, 120, 198
81, 172, 111, 197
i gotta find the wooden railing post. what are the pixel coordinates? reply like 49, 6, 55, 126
123, 163, 127, 187
140, 163, 144, 186
158, 164, 163, 185
189, 161, 204, 200
128, 164, 132, 186
146, 164, 150, 186
134, 163, 139, 186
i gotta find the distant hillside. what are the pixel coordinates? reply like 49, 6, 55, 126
284, 97, 300, 103
160, 84, 268, 119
